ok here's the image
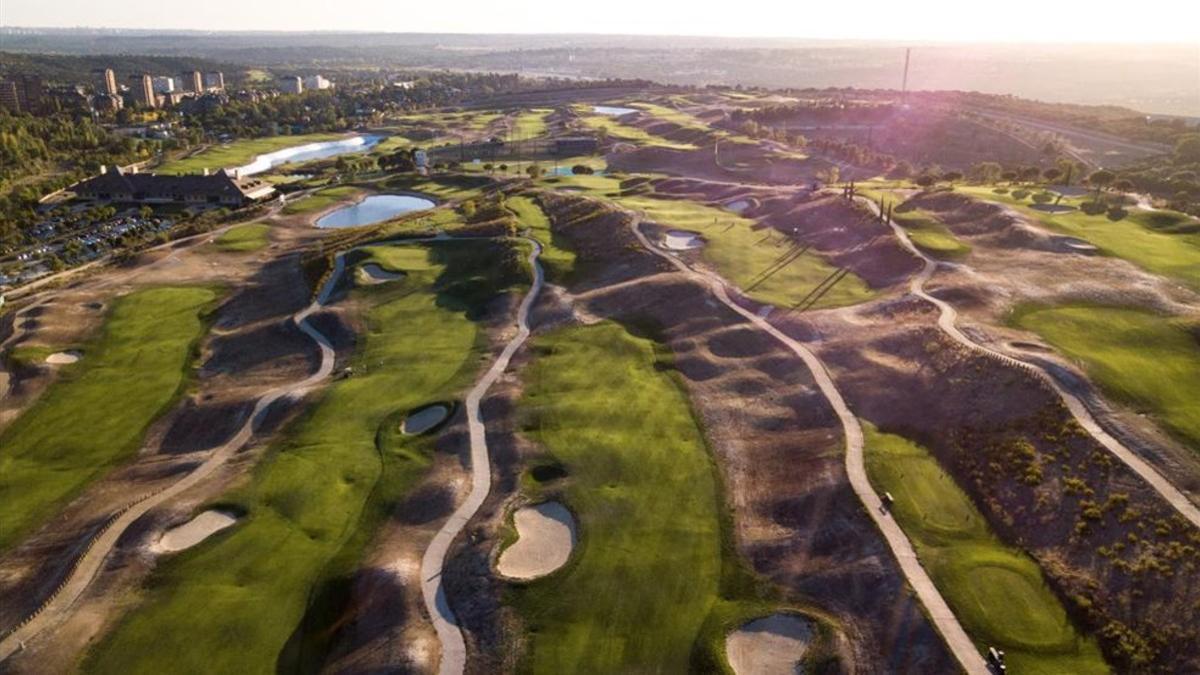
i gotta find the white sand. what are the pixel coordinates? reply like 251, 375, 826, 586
402, 404, 449, 435
727, 199, 750, 213
497, 501, 577, 580
663, 230, 704, 250
151, 510, 238, 554
726, 614, 813, 675
45, 350, 81, 364
358, 263, 406, 285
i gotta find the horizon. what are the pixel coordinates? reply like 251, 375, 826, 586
3, 0, 1199, 43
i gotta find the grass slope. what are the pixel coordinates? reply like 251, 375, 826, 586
577, 113, 698, 151
214, 223, 270, 252
157, 133, 346, 174
511, 322, 768, 673
0, 286, 217, 552
281, 186, 362, 215
84, 242, 526, 674
863, 425, 1108, 675
1012, 304, 1200, 454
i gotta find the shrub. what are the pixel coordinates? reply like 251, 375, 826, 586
1080, 201, 1107, 215
1011, 188, 1031, 200
1106, 206, 1129, 221
1032, 192, 1054, 204
992, 187, 1010, 194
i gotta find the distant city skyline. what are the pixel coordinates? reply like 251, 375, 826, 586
3, 0, 1198, 43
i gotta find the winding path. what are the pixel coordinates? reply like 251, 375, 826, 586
0, 253, 343, 661
863, 198, 1200, 528
624, 212, 990, 674
419, 238, 544, 675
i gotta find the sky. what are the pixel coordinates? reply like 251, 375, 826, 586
2, 0, 1199, 43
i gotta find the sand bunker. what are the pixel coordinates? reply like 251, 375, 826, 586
1062, 238, 1099, 252
402, 403, 450, 435
45, 350, 82, 364
151, 509, 238, 554
726, 614, 813, 675
726, 199, 751, 213
663, 230, 705, 250
497, 501, 577, 580
358, 263, 406, 285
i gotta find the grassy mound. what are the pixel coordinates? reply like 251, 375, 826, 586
84, 241, 528, 673
281, 185, 361, 215
214, 223, 270, 252
507, 194, 577, 282
1012, 304, 1200, 454
863, 425, 1108, 674
0, 286, 218, 552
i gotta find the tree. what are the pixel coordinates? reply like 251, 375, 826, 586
571, 164, 594, 175
1001, 170, 1018, 184
1088, 169, 1115, 200
460, 200, 476, 219
887, 160, 914, 179
1174, 134, 1200, 163
526, 164, 543, 178
942, 171, 963, 185
915, 174, 936, 188
1020, 166, 1042, 183
138, 205, 153, 220
1041, 167, 1062, 184
1114, 179, 1134, 193
970, 161, 1002, 183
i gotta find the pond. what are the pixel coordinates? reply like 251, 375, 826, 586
592, 105, 638, 116
316, 194, 435, 229
548, 166, 605, 177
236, 135, 383, 176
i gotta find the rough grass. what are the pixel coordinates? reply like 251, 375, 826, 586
509, 109, 551, 139
1012, 304, 1200, 454
0, 287, 218, 553
510, 322, 754, 673
957, 186, 1200, 291
157, 133, 347, 174
214, 223, 271, 252
577, 112, 698, 151
863, 425, 1109, 674
84, 242, 527, 674
281, 186, 362, 215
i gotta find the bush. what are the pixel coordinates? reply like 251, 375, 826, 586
1080, 201, 1107, 215
1032, 192, 1054, 204
1011, 188, 1031, 200
992, 187, 1010, 194
1106, 206, 1129, 221
571, 164, 595, 175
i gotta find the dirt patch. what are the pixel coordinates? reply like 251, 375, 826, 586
150, 510, 239, 554
726, 613, 813, 675
496, 501, 576, 580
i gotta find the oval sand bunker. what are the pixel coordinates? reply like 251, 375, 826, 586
663, 230, 704, 250
402, 404, 450, 435
152, 509, 238, 554
726, 614, 813, 675
358, 263, 406, 285
497, 501, 577, 580
45, 350, 82, 364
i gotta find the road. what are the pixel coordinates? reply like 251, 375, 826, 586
419, 238, 544, 675
624, 212, 990, 675
862, 197, 1200, 529
0, 252, 343, 661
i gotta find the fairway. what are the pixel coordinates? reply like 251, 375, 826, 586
957, 186, 1200, 291
84, 242, 528, 674
1012, 304, 1200, 454
506, 195, 576, 281
156, 133, 347, 175
510, 322, 727, 672
214, 223, 270, 252
0, 287, 217, 552
891, 208, 971, 258
863, 426, 1108, 674
576, 112, 698, 150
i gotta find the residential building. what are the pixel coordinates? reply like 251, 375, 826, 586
0, 80, 20, 112
93, 93, 124, 112
93, 68, 118, 96
204, 71, 225, 90
130, 74, 157, 108
279, 76, 303, 95
72, 165, 276, 207
181, 70, 203, 93
152, 76, 176, 94
303, 74, 332, 90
